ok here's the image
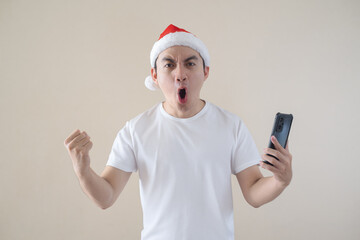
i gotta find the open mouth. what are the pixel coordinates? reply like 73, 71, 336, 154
178, 88, 187, 103
179, 88, 186, 99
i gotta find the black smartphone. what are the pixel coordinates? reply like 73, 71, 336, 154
264, 112, 293, 165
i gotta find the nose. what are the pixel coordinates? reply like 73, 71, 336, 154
175, 64, 187, 82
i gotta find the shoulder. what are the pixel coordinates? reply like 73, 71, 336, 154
206, 102, 242, 124
125, 103, 161, 132
131, 103, 160, 121
205, 102, 253, 138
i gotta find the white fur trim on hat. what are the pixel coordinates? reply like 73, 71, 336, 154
150, 31, 210, 68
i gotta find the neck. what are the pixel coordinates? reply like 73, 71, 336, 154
163, 99, 205, 118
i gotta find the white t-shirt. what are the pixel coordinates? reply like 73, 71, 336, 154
107, 101, 261, 240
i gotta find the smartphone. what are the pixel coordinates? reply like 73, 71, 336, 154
264, 112, 293, 165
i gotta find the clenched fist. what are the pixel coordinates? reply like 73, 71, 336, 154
64, 129, 93, 177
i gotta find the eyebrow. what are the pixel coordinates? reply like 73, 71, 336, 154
161, 55, 199, 63
161, 57, 176, 63
184, 55, 199, 62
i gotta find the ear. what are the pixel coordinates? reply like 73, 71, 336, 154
151, 68, 159, 85
203, 66, 210, 81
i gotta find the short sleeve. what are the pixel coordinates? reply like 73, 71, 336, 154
107, 121, 138, 172
231, 120, 261, 175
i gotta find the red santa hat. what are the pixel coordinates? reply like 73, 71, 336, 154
145, 24, 210, 91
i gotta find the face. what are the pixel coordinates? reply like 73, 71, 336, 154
151, 46, 210, 118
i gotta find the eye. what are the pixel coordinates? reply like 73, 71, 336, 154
187, 62, 196, 67
164, 63, 174, 68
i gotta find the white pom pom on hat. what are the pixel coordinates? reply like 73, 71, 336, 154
145, 24, 210, 91
145, 75, 159, 91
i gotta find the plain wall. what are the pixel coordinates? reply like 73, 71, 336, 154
1, 0, 359, 239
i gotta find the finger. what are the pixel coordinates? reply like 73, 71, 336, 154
83, 140, 93, 151
67, 135, 90, 150
264, 148, 285, 163
80, 135, 91, 147
259, 160, 279, 173
262, 153, 281, 168
285, 141, 290, 151
271, 136, 287, 154
64, 129, 81, 145
76, 135, 91, 148
73, 132, 89, 144
285, 143, 292, 164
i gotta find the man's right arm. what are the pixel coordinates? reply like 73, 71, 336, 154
64, 129, 132, 209
77, 166, 131, 209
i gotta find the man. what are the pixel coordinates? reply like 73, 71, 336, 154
64, 24, 292, 240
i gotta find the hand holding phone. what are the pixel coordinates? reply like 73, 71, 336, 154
264, 112, 293, 165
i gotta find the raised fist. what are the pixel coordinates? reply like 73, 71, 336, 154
64, 129, 93, 177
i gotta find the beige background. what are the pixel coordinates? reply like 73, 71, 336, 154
1, 0, 359, 239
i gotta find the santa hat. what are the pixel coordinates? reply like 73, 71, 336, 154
145, 24, 210, 91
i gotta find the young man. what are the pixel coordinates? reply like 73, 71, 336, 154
64, 24, 293, 240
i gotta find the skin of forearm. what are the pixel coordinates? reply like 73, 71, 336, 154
77, 168, 115, 209
247, 176, 287, 208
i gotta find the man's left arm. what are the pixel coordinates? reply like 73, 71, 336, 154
236, 136, 293, 208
